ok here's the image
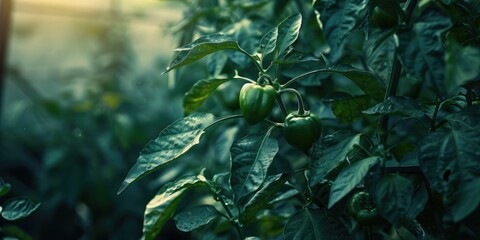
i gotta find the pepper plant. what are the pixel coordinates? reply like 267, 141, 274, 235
118, 0, 480, 239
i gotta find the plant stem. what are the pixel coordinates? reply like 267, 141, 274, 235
430, 98, 441, 131
379, 50, 402, 145
278, 88, 306, 115
283, 69, 328, 87
204, 115, 244, 131
233, 75, 256, 84
217, 197, 245, 240
238, 47, 264, 73
378, 0, 419, 145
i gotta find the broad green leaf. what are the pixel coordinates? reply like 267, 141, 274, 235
165, 33, 241, 73
328, 156, 381, 208
398, 7, 452, 97
314, 0, 368, 56
329, 94, 371, 124
1, 197, 40, 221
276, 14, 302, 57
0, 225, 33, 240
240, 173, 291, 224
183, 77, 231, 115
259, 27, 278, 62
419, 107, 480, 222
329, 65, 386, 102
143, 174, 208, 240
369, 174, 418, 226
284, 208, 351, 240
230, 130, 279, 203
118, 113, 216, 194
362, 96, 425, 117
0, 178, 11, 197
174, 205, 220, 232
309, 133, 367, 186
365, 31, 396, 84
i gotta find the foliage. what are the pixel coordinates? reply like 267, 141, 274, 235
0, 178, 40, 240
117, 0, 480, 239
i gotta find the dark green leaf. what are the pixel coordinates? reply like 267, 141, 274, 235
284, 208, 351, 240
0, 178, 11, 197
183, 77, 231, 115
118, 113, 216, 194
276, 14, 302, 57
1, 197, 40, 221
329, 65, 386, 102
165, 33, 241, 73
371, 174, 416, 226
230, 130, 279, 203
309, 134, 367, 186
259, 27, 278, 62
314, 0, 368, 56
362, 96, 425, 117
329, 94, 371, 123
398, 7, 453, 97
419, 108, 480, 222
328, 156, 381, 208
174, 205, 220, 232
365, 32, 396, 83
143, 174, 208, 240
240, 173, 291, 224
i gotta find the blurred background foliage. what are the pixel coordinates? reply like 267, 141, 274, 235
0, 0, 197, 239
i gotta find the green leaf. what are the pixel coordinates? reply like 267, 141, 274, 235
369, 174, 417, 226
419, 107, 480, 222
259, 27, 278, 62
328, 156, 381, 208
309, 133, 367, 186
329, 65, 386, 102
174, 205, 220, 232
230, 129, 279, 203
165, 33, 241, 73
328, 93, 371, 124
276, 13, 302, 57
0, 178, 11, 197
398, 7, 453, 97
118, 113, 216, 194
183, 77, 231, 115
365, 31, 396, 84
240, 173, 291, 224
284, 208, 351, 240
314, 0, 368, 56
143, 174, 208, 240
0, 225, 33, 240
1, 197, 40, 221
362, 96, 425, 117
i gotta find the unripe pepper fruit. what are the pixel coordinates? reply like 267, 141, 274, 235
283, 111, 321, 151
347, 191, 381, 226
239, 83, 276, 125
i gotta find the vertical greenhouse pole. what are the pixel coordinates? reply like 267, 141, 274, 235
0, 0, 13, 121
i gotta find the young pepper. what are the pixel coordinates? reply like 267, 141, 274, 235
283, 111, 321, 151
239, 83, 276, 125
347, 191, 381, 225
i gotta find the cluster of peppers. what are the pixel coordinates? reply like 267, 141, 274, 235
238, 74, 321, 151
238, 75, 381, 227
